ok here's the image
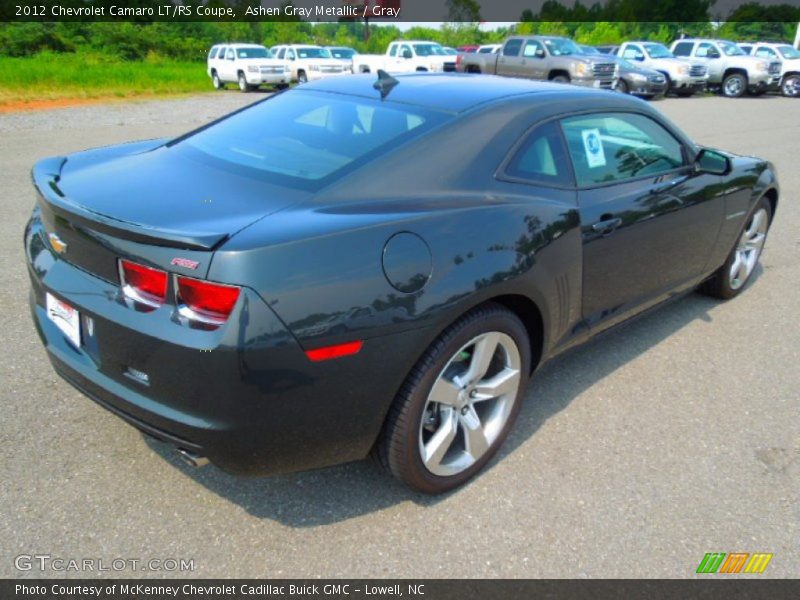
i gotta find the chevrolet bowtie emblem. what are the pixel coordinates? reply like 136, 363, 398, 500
48, 232, 68, 254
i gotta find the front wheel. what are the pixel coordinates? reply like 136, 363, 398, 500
722, 73, 747, 98
700, 197, 772, 300
614, 78, 629, 94
238, 73, 251, 93
550, 74, 570, 84
211, 72, 223, 90
297, 71, 308, 84
781, 74, 800, 97
376, 303, 531, 494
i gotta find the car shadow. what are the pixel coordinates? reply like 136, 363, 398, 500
142, 280, 756, 527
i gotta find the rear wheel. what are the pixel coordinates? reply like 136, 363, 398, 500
722, 73, 747, 98
377, 303, 531, 494
700, 197, 772, 300
781, 74, 800, 97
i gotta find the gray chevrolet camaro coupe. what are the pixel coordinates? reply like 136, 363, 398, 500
26, 73, 778, 494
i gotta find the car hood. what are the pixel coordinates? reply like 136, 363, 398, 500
47, 139, 309, 249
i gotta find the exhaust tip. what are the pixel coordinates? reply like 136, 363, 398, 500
176, 448, 209, 468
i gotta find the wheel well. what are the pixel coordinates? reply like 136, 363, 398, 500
548, 70, 570, 80
210, 68, 217, 75
416, 66, 428, 72
783, 71, 800, 78
763, 188, 778, 218
488, 295, 544, 373
724, 68, 748, 81
466, 65, 481, 73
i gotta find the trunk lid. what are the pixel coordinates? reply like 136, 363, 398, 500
33, 140, 309, 283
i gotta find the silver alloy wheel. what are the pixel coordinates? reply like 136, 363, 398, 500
212, 73, 221, 89
729, 208, 768, 290
418, 331, 522, 477
724, 75, 744, 97
782, 75, 800, 97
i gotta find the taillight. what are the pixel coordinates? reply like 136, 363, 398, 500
119, 259, 168, 308
176, 276, 240, 325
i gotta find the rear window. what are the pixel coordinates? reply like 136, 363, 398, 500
178, 91, 448, 188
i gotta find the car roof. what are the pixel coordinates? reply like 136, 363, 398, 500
300, 72, 610, 113
215, 43, 266, 49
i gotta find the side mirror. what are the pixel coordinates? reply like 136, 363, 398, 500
708, 50, 720, 59
695, 148, 731, 176
402, 49, 412, 59
535, 49, 545, 59
634, 53, 644, 61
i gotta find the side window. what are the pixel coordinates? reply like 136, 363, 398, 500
560, 113, 685, 187
276, 48, 285, 59
287, 49, 295, 60
388, 44, 397, 57
621, 44, 643, 60
672, 42, 694, 57
217, 47, 226, 59
503, 39, 523, 57
755, 47, 776, 58
208, 47, 218, 59
400, 44, 411, 58
739, 44, 752, 54
225, 48, 235, 60
523, 40, 544, 58
505, 121, 572, 187
696, 42, 717, 58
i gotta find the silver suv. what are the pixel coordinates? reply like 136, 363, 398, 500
670, 38, 781, 97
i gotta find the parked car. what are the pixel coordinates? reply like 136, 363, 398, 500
477, 44, 502, 54
353, 41, 456, 74
207, 43, 290, 92
25, 74, 778, 492
459, 36, 618, 90
270, 44, 348, 83
739, 41, 800, 97
456, 45, 479, 53
579, 45, 667, 98
618, 41, 708, 96
670, 38, 782, 97
325, 46, 358, 73
442, 46, 458, 56
596, 45, 620, 55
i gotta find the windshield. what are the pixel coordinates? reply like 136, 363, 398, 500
778, 45, 800, 59
236, 47, 271, 59
179, 91, 448, 188
580, 45, 600, 55
718, 41, 746, 56
329, 47, 356, 59
643, 43, 673, 59
296, 47, 331, 59
412, 43, 445, 56
543, 38, 580, 56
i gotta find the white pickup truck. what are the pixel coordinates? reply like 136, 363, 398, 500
353, 41, 457, 74
207, 43, 290, 92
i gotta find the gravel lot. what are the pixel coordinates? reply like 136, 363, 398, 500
1, 89, 798, 579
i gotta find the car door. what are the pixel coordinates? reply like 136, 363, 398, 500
560, 111, 725, 332
697, 42, 723, 80
221, 47, 237, 81
496, 38, 524, 77
521, 39, 547, 80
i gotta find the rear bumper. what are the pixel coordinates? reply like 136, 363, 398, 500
25, 209, 427, 475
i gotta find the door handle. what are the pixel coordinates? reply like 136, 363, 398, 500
592, 216, 622, 235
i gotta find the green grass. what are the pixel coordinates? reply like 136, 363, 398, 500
0, 52, 211, 106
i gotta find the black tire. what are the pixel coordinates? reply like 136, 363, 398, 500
699, 196, 772, 300
747, 88, 767, 97
722, 73, 747, 98
675, 88, 695, 97
297, 70, 308, 84
275, 83, 290, 90
237, 72, 251, 93
376, 303, 531, 494
781, 74, 800, 97
615, 78, 629, 94
550, 73, 570, 84
211, 71, 223, 90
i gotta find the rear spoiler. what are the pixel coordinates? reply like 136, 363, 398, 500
31, 156, 228, 251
